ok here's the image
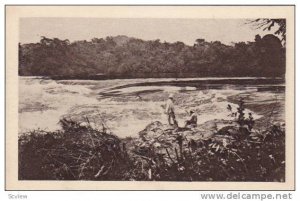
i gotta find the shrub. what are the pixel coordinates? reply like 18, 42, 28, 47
19, 119, 131, 180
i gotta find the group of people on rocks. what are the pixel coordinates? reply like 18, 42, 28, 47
165, 93, 197, 128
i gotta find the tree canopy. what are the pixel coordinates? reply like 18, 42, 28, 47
248, 19, 286, 44
19, 34, 285, 79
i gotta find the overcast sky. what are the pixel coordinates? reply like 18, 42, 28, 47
20, 18, 276, 45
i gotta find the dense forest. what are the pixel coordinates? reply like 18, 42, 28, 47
19, 34, 285, 79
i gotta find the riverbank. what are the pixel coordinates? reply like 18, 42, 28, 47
19, 109, 285, 181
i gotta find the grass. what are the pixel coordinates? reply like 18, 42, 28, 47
18, 117, 285, 181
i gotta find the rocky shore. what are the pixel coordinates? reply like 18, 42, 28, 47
19, 112, 285, 182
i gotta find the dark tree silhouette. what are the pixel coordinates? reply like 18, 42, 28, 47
18, 35, 285, 78
248, 19, 286, 43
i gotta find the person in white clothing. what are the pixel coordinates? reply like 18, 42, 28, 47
165, 94, 178, 126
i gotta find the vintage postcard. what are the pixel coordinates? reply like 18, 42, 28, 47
5, 5, 295, 190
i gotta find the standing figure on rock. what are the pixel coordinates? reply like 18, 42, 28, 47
165, 93, 178, 127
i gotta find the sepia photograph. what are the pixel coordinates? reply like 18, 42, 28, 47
5, 5, 295, 190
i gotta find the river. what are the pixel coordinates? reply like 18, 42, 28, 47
19, 76, 285, 137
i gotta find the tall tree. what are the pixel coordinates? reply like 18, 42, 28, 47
248, 19, 286, 44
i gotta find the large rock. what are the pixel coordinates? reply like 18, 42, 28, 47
131, 120, 252, 168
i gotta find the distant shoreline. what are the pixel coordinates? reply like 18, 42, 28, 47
19, 75, 285, 81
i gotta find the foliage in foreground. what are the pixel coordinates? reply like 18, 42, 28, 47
19, 119, 130, 180
19, 117, 285, 181
132, 123, 285, 181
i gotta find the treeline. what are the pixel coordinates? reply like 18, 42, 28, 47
19, 34, 285, 79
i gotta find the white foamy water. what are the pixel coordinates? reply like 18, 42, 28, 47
19, 78, 99, 132
19, 77, 284, 137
